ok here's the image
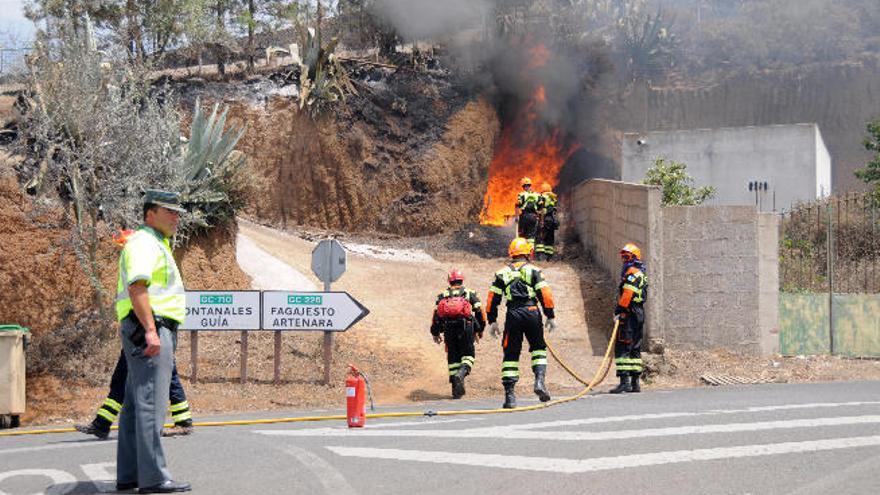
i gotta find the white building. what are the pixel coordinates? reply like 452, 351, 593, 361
622, 123, 832, 212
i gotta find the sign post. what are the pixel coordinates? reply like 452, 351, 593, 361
311, 239, 348, 384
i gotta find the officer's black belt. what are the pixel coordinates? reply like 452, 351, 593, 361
124, 312, 180, 332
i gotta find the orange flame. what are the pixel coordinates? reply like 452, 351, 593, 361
480, 85, 578, 226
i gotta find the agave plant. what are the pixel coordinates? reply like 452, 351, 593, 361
298, 26, 357, 116
180, 99, 248, 228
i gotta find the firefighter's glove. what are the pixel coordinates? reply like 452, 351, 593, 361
489, 322, 501, 338
545, 318, 557, 333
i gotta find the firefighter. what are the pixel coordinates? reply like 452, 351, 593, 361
431, 269, 486, 399
535, 182, 559, 261
487, 237, 557, 408
515, 177, 541, 250
611, 243, 648, 394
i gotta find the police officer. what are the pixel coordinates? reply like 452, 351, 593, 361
75, 351, 193, 439
515, 177, 541, 249
535, 182, 559, 261
487, 238, 557, 408
611, 243, 648, 394
114, 190, 191, 493
430, 269, 486, 399
77, 229, 193, 440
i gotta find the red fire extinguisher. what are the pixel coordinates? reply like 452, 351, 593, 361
346, 365, 373, 428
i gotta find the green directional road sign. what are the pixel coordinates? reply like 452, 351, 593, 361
262, 291, 369, 331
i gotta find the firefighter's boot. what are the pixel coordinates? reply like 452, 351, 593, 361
533, 365, 551, 402
502, 380, 517, 409
451, 364, 470, 399
75, 419, 110, 440
609, 374, 632, 394
630, 373, 641, 393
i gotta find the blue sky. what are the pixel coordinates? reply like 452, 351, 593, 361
0, 0, 35, 45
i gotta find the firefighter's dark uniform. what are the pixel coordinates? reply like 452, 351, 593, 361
487, 260, 555, 408
83, 350, 192, 438
431, 286, 486, 398
613, 261, 648, 393
536, 192, 559, 260
516, 191, 541, 248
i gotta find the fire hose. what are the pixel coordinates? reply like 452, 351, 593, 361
0, 321, 619, 436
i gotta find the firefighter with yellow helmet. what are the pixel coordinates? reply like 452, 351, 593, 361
487, 237, 557, 408
515, 177, 541, 249
611, 243, 648, 394
535, 182, 559, 261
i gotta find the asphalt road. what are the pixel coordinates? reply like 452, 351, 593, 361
2, 381, 880, 494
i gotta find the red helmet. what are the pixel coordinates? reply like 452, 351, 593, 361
448, 268, 464, 284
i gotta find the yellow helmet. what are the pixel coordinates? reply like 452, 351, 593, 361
540, 182, 552, 193
521, 177, 532, 187
620, 243, 642, 261
509, 237, 533, 258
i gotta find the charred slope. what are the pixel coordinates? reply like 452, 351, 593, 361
173, 64, 500, 236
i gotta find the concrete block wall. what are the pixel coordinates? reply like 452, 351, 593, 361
661, 206, 779, 354
570, 179, 663, 344
570, 179, 780, 355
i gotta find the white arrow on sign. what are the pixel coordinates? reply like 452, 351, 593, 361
262, 291, 369, 331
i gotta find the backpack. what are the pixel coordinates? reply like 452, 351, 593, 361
437, 295, 473, 319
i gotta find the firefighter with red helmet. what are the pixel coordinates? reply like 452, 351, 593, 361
535, 182, 559, 261
431, 268, 486, 399
487, 237, 557, 408
611, 243, 648, 394
515, 177, 541, 250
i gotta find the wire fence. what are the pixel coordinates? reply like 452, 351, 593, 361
780, 192, 880, 294
779, 191, 880, 357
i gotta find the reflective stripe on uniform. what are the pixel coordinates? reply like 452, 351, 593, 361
103, 398, 123, 412
170, 401, 192, 423
461, 356, 475, 367
448, 362, 461, 375
501, 360, 520, 378
497, 265, 537, 301
97, 408, 117, 422
615, 357, 643, 372
531, 349, 548, 366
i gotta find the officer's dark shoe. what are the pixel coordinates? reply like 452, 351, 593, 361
138, 480, 191, 493
630, 374, 641, 393
75, 420, 110, 440
533, 365, 551, 402
116, 481, 138, 492
609, 375, 632, 394
502, 382, 517, 409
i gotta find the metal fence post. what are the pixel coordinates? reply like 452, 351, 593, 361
827, 202, 835, 355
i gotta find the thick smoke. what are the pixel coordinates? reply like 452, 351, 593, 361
371, 0, 617, 188
372, 0, 493, 41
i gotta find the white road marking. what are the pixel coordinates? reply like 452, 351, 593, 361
366, 418, 484, 428
80, 463, 116, 493
504, 401, 880, 430
326, 435, 880, 474
0, 469, 77, 495
258, 415, 880, 441
284, 447, 357, 495
0, 441, 115, 456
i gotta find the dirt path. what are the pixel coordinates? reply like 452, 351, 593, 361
237, 219, 609, 404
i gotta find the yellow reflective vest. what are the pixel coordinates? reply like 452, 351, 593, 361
115, 225, 186, 323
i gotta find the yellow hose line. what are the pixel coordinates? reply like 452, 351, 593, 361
0, 321, 620, 437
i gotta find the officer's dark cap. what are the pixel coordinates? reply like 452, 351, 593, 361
144, 189, 186, 213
